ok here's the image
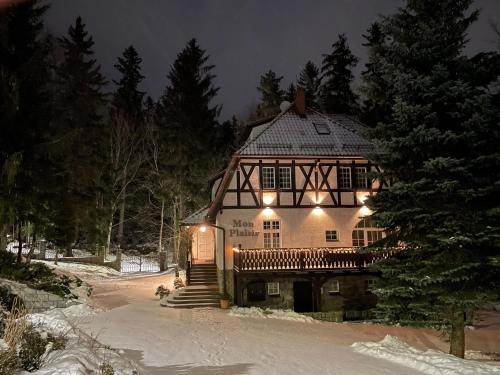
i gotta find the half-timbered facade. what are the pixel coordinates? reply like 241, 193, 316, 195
183, 89, 389, 317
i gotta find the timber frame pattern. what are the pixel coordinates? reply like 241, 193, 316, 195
221, 158, 388, 209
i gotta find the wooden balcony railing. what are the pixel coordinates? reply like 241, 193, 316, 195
233, 247, 393, 273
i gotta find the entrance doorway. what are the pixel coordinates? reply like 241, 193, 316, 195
193, 228, 214, 264
293, 281, 313, 312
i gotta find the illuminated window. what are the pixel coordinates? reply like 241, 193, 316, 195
263, 220, 280, 248
339, 167, 352, 189
279, 167, 292, 189
355, 167, 368, 189
267, 282, 280, 296
325, 230, 338, 242
262, 167, 275, 189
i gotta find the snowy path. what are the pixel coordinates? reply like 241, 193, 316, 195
79, 274, 425, 375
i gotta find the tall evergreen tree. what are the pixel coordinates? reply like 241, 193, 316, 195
256, 69, 285, 114
297, 61, 321, 108
360, 23, 392, 126
365, 0, 500, 358
111, 45, 146, 248
156, 38, 223, 262
49, 16, 107, 255
285, 82, 296, 103
0, 0, 53, 260
320, 34, 359, 114
112, 45, 145, 122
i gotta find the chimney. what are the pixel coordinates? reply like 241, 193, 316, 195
295, 86, 306, 117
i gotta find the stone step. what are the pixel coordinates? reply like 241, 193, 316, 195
190, 271, 217, 275
189, 278, 218, 282
189, 281, 218, 286
163, 302, 219, 309
179, 290, 219, 296
183, 285, 218, 291
174, 293, 219, 299
170, 297, 219, 304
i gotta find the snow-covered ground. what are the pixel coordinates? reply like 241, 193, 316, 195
229, 306, 317, 323
21, 304, 138, 375
353, 335, 500, 375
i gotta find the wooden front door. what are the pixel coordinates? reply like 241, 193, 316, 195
194, 229, 214, 263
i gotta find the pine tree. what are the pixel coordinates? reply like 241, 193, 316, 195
111, 45, 146, 248
0, 0, 53, 261
285, 83, 296, 103
365, 0, 500, 358
49, 16, 107, 255
156, 39, 223, 262
360, 23, 392, 126
297, 61, 321, 108
320, 34, 359, 114
112, 45, 145, 122
256, 69, 285, 114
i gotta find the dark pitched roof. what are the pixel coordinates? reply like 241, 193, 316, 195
236, 108, 373, 157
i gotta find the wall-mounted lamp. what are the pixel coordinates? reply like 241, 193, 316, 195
199, 225, 207, 233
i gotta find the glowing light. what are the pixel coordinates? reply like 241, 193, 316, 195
199, 225, 207, 233
263, 207, 273, 216
360, 195, 370, 204
233, 247, 240, 252
263, 194, 274, 205
360, 205, 372, 217
313, 205, 323, 215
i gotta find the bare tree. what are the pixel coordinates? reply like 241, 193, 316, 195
105, 113, 144, 256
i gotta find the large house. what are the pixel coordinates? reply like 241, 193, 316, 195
178, 89, 390, 317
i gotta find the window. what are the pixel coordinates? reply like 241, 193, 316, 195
279, 167, 292, 189
355, 167, 368, 189
261, 167, 275, 189
352, 230, 365, 247
263, 220, 280, 248
367, 230, 383, 245
353, 218, 384, 247
325, 230, 338, 242
313, 122, 331, 135
248, 281, 266, 301
267, 282, 280, 296
339, 167, 352, 189
328, 280, 340, 294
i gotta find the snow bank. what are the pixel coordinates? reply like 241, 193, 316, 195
24, 304, 137, 374
352, 335, 500, 375
229, 306, 316, 323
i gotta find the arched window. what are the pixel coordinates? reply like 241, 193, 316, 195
352, 218, 384, 247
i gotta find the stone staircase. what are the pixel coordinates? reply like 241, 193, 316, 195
163, 264, 220, 308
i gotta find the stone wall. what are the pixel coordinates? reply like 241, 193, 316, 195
236, 274, 378, 315
0, 279, 74, 313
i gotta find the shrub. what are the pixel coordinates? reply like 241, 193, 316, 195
99, 361, 115, 375
0, 350, 19, 375
173, 277, 185, 289
18, 326, 47, 371
155, 285, 170, 298
0, 286, 16, 311
47, 332, 67, 351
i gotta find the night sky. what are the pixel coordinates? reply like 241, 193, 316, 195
44, 0, 500, 121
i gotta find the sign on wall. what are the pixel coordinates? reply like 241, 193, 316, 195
229, 220, 259, 237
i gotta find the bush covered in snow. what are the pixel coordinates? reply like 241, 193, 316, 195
173, 277, 185, 289
0, 252, 81, 298
155, 284, 170, 298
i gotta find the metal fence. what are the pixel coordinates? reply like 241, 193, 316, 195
120, 253, 160, 273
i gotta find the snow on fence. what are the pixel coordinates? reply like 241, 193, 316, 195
120, 253, 160, 273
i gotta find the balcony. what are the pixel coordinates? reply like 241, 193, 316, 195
233, 247, 393, 273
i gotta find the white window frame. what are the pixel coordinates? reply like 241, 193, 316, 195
278, 167, 292, 189
339, 166, 352, 189
261, 167, 275, 189
352, 229, 365, 247
328, 280, 340, 294
263, 220, 280, 248
355, 167, 368, 189
267, 282, 280, 296
325, 230, 339, 242
367, 230, 383, 245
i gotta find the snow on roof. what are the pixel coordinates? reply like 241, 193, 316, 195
236, 108, 373, 157
181, 206, 208, 225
